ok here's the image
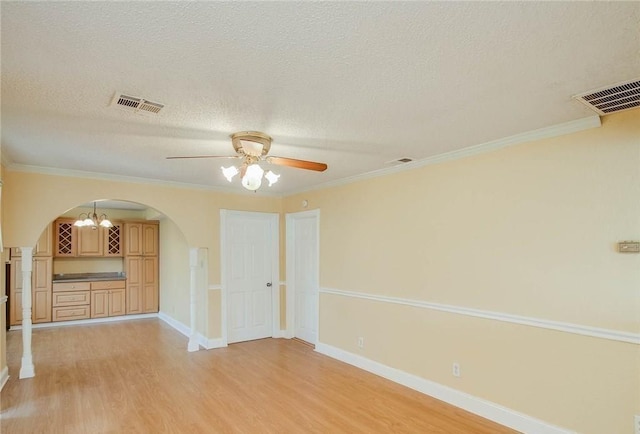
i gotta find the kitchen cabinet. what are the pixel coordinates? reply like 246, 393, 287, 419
9, 257, 53, 325
55, 219, 123, 257
54, 218, 77, 257
125, 257, 143, 314
142, 256, 159, 313
90, 280, 126, 318
124, 222, 158, 256
104, 223, 123, 256
10, 223, 53, 258
52, 282, 91, 322
125, 221, 159, 315
125, 256, 160, 314
77, 226, 103, 256
35, 223, 53, 256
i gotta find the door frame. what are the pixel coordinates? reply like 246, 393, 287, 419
285, 209, 320, 342
220, 209, 280, 345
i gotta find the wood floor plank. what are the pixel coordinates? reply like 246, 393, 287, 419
1, 319, 518, 433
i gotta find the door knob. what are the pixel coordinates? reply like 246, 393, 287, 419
266, 282, 272, 287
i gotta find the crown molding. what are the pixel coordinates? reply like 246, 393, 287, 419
3, 163, 281, 197
3, 115, 601, 198
283, 115, 602, 196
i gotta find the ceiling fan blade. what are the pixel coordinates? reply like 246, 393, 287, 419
166, 155, 239, 160
268, 156, 328, 172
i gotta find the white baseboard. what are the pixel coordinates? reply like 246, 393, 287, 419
9, 313, 158, 331
0, 366, 9, 391
158, 311, 227, 350
315, 342, 575, 434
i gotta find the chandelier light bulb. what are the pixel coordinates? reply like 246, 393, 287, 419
265, 170, 280, 187
221, 165, 239, 182
241, 164, 264, 191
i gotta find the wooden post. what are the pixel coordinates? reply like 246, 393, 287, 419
187, 248, 199, 352
19, 247, 35, 378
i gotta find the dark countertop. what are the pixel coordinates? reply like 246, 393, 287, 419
52, 272, 126, 283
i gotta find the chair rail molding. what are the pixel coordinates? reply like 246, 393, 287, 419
320, 287, 639, 345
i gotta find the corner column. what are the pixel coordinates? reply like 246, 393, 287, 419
187, 248, 199, 352
19, 247, 35, 379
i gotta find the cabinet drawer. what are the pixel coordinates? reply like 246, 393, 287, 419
53, 282, 90, 292
91, 280, 125, 290
52, 305, 90, 321
52, 291, 90, 307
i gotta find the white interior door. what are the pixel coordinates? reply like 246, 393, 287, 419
224, 212, 276, 344
287, 210, 319, 344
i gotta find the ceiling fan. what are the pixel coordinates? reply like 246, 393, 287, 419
167, 131, 328, 191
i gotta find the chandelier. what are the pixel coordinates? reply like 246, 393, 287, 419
73, 202, 113, 229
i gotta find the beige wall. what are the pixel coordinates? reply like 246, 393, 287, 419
285, 110, 640, 434
158, 216, 190, 327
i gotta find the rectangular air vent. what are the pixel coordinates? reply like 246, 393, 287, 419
385, 157, 414, 165
573, 78, 640, 116
112, 93, 164, 114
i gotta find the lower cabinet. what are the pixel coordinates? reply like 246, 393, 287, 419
52, 280, 126, 321
125, 256, 158, 314
52, 282, 90, 321
90, 281, 126, 318
10, 257, 52, 326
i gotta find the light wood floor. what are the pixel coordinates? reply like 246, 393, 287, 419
1, 319, 517, 433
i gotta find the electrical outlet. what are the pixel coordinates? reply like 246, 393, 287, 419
357, 337, 364, 348
634, 414, 640, 434
452, 362, 461, 378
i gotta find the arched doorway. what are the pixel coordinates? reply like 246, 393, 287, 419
7, 198, 206, 379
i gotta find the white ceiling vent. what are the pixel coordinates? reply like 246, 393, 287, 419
111, 93, 164, 114
573, 78, 640, 116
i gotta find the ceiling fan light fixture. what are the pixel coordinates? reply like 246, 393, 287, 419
265, 170, 280, 187
221, 165, 239, 182
241, 164, 265, 191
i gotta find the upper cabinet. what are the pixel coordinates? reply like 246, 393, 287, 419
35, 223, 53, 256
54, 219, 123, 257
10, 223, 53, 258
77, 225, 103, 256
125, 222, 158, 256
104, 223, 123, 257
54, 218, 77, 257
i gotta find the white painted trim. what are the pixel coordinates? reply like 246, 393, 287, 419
220, 210, 229, 347
158, 311, 228, 350
286, 209, 320, 343
10, 313, 158, 331
0, 366, 9, 391
208, 284, 222, 290
315, 342, 574, 434
220, 210, 280, 344
285, 116, 602, 196
320, 287, 640, 345
0, 295, 7, 304
188, 248, 200, 352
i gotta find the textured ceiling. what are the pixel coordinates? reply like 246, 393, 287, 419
1, 2, 639, 195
